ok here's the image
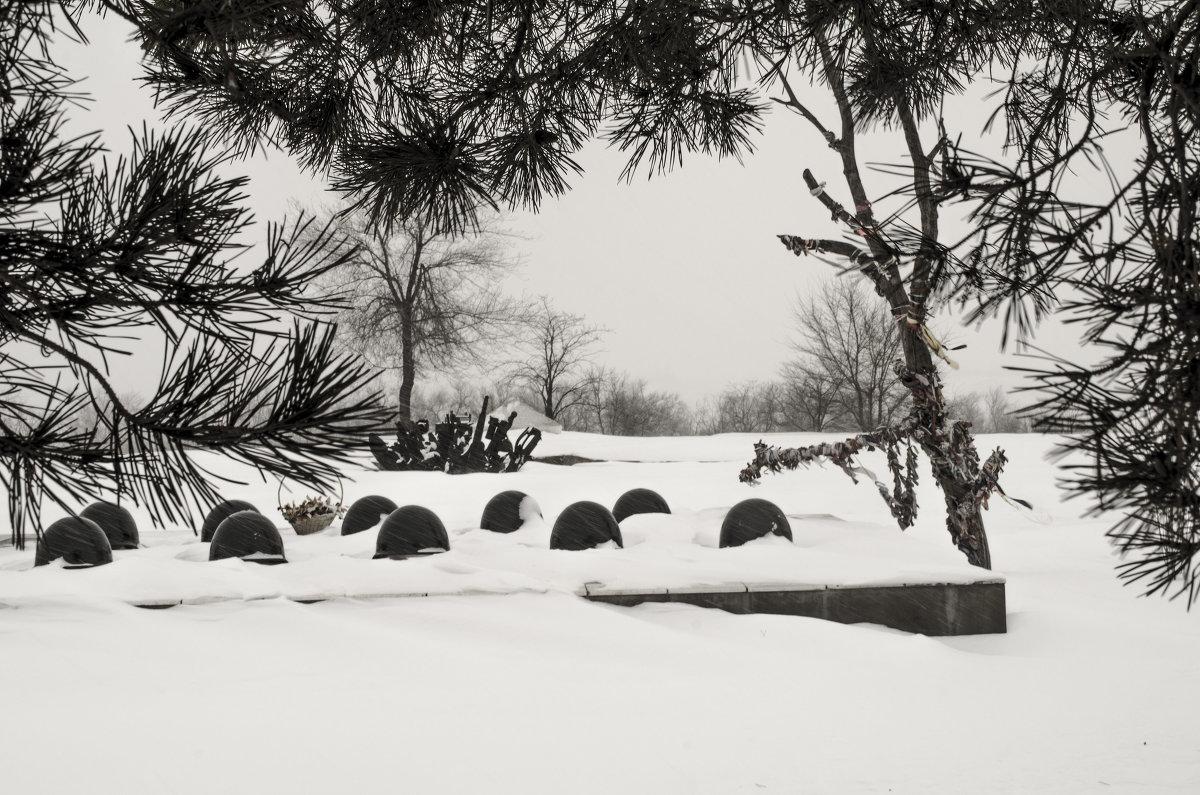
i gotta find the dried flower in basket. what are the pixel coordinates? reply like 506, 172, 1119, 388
279, 495, 346, 524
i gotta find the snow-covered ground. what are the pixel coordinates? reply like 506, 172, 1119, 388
1, 432, 1196, 793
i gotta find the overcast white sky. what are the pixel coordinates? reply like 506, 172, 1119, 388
54, 11, 1094, 405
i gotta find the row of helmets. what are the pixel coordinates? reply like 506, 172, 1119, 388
33, 489, 793, 568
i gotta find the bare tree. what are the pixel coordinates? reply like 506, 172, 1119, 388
944, 388, 1030, 434
703, 381, 787, 434
789, 279, 907, 432
690, 396, 720, 436
506, 297, 606, 422
943, 391, 985, 431
314, 209, 524, 424
983, 387, 1029, 434
712, 382, 761, 433
571, 368, 691, 436
779, 362, 843, 432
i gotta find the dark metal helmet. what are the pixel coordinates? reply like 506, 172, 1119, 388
374, 506, 449, 559
200, 500, 259, 542
35, 517, 113, 568
341, 495, 399, 536
80, 501, 140, 550
209, 510, 287, 565
550, 501, 623, 551
719, 498, 792, 548
612, 488, 671, 524
480, 490, 541, 534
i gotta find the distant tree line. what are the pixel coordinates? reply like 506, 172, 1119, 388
403, 376, 1029, 439
342, 264, 1031, 438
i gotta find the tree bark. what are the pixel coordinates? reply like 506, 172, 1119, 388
906, 328, 993, 570
397, 310, 416, 425
941, 486, 993, 570
542, 378, 555, 421
923, 436, 993, 570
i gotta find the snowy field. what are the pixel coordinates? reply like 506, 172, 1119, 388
1, 432, 1196, 794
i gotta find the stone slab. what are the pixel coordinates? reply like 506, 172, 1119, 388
583, 581, 1006, 635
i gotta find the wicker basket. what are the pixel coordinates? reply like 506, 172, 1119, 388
290, 512, 335, 536
278, 476, 343, 536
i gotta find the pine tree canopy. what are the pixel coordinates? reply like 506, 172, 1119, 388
97, 0, 773, 233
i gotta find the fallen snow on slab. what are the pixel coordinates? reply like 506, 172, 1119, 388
1, 433, 1197, 794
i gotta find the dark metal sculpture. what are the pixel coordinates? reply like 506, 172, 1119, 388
369, 397, 542, 473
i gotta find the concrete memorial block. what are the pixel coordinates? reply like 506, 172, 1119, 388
374, 506, 450, 559
34, 517, 113, 568
80, 501, 140, 550
341, 495, 399, 536
581, 581, 1007, 635
612, 488, 671, 523
745, 582, 1008, 635
719, 498, 793, 548
550, 501, 623, 551
209, 511, 287, 565
200, 500, 259, 542
480, 490, 541, 534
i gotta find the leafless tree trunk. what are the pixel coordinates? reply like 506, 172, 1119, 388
311, 209, 524, 424
506, 297, 606, 423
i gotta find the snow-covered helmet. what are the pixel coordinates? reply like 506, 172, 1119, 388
550, 501, 622, 550
209, 510, 287, 565
200, 500, 259, 542
719, 498, 792, 548
80, 501, 139, 549
612, 488, 671, 524
35, 516, 113, 568
341, 495, 399, 536
374, 506, 449, 559
480, 490, 541, 534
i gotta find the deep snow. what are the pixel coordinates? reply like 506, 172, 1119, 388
1, 432, 1196, 794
